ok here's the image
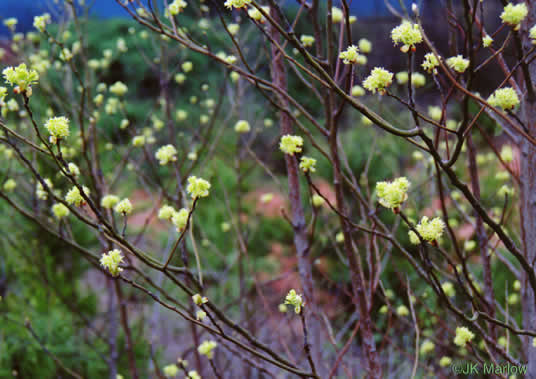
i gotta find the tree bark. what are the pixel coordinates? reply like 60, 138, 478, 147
269, 9, 323, 374
520, 5, 536, 377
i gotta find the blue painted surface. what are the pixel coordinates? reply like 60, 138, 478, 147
0, 0, 413, 35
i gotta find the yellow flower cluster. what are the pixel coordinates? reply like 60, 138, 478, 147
396, 305, 409, 317
284, 289, 304, 314
186, 176, 211, 199
500, 3, 528, 28
420, 340, 435, 355
33, 13, 51, 33
100, 249, 124, 277
453, 326, 475, 347
391, 21, 422, 52
248, 6, 269, 22
446, 55, 470, 73
155, 144, 178, 165
358, 38, 372, 53
101, 195, 119, 209
376, 177, 410, 210
3, 178, 16, 192
441, 282, 455, 297
172, 208, 189, 231
3, 63, 39, 93
279, 135, 303, 155
109, 81, 128, 96
224, 0, 251, 10
409, 216, 445, 244
198, 340, 217, 359
234, 120, 250, 133
44, 116, 70, 144
488, 87, 519, 110
483, 34, 493, 47
115, 198, 133, 215
192, 293, 208, 305
421, 53, 440, 74
65, 185, 90, 206
299, 156, 316, 173
339, 45, 360, 64
363, 67, 393, 93
300, 35, 315, 47
163, 364, 178, 377
168, 0, 187, 15
52, 203, 70, 219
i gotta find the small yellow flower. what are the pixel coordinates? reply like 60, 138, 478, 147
411, 216, 445, 243
300, 35, 315, 47
115, 198, 133, 215
228, 23, 240, 35
421, 53, 441, 74
299, 156, 316, 173
454, 326, 475, 347
428, 106, 442, 121
500, 3, 528, 28
284, 289, 304, 314
500, 145, 514, 163
351, 85, 365, 97
530, 25, 536, 44
174, 73, 186, 84
339, 45, 360, 64
260, 193, 273, 203
420, 340, 435, 355
3, 18, 18, 31
391, 21, 422, 52
158, 205, 177, 221
312, 194, 325, 207
3, 63, 39, 92
192, 294, 208, 305
513, 280, 521, 291
168, 0, 187, 15
186, 176, 211, 199
65, 186, 90, 206
442, 282, 456, 297
234, 120, 250, 133
52, 203, 70, 219
163, 364, 179, 377
224, 0, 251, 10
196, 310, 207, 321
508, 293, 519, 305
483, 34, 493, 47
33, 13, 51, 33
182, 61, 193, 73
198, 340, 217, 359
396, 71, 409, 85
363, 67, 393, 93
446, 55, 470, 73
132, 135, 146, 147
44, 116, 70, 144
358, 38, 372, 53
279, 135, 303, 155
396, 305, 409, 317
488, 87, 519, 110
439, 356, 452, 367
3, 178, 16, 192
101, 195, 119, 209
155, 145, 178, 165
248, 6, 269, 22
172, 208, 189, 231
375, 177, 410, 210
109, 81, 128, 96
331, 7, 343, 23
100, 249, 124, 276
